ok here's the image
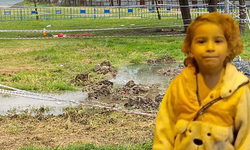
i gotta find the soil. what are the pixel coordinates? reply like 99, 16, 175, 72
54, 28, 185, 38
115, 28, 185, 36
75, 56, 182, 111
66, 33, 94, 37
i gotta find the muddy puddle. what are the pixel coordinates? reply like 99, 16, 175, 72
110, 63, 180, 93
0, 63, 181, 115
0, 91, 88, 115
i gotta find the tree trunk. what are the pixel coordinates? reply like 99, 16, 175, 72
179, 0, 192, 32
110, 0, 114, 6
34, 0, 39, 20
208, 0, 217, 12
239, 0, 246, 34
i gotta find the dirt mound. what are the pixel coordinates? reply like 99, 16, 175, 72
66, 33, 93, 37
85, 80, 114, 99
74, 60, 117, 86
157, 66, 184, 79
75, 72, 90, 86
147, 54, 176, 64
83, 80, 164, 111
93, 60, 117, 80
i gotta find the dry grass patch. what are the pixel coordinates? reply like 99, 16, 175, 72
0, 106, 156, 150
0, 65, 38, 75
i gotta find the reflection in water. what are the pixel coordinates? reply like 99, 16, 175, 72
110, 63, 180, 92
0, 91, 88, 115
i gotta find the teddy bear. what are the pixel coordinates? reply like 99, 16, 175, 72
173, 119, 235, 150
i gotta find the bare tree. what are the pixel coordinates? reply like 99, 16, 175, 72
208, 0, 217, 12
34, 0, 39, 20
110, 0, 114, 6
178, 0, 192, 32
239, 0, 246, 34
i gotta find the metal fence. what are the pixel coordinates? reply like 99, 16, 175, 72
0, 4, 246, 21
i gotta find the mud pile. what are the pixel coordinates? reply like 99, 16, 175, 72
157, 66, 184, 80
83, 80, 164, 111
74, 60, 117, 86
75, 72, 90, 86
147, 54, 176, 64
93, 60, 117, 80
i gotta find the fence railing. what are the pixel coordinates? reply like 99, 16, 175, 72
0, 4, 247, 21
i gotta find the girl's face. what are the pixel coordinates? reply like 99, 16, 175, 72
190, 22, 228, 72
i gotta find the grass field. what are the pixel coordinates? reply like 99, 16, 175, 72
0, 17, 189, 92
1, 16, 250, 149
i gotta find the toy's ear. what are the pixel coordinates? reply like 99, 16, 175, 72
211, 126, 229, 142
175, 119, 189, 134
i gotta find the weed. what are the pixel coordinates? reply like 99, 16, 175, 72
5, 123, 21, 134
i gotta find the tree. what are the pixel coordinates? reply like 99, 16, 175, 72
208, 0, 217, 12
34, 0, 39, 20
178, 0, 192, 32
239, 0, 246, 34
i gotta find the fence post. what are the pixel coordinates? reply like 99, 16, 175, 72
141, 7, 142, 18
20, 8, 22, 21
70, 7, 72, 19
46, 8, 48, 20
119, 7, 120, 19
94, 7, 96, 19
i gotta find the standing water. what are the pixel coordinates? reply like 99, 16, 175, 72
110, 63, 179, 92
0, 63, 179, 115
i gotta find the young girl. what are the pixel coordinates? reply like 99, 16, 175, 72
153, 12, 250, 150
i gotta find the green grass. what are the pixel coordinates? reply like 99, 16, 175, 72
0, 17, 189, 92
0, 17, 182, 30
0, 18, 250, 93
20, 140, 153, 150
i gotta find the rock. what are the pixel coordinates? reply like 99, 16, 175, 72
125, 80, 136, 88
93, 64, 101, 72
104, 72, 114, 80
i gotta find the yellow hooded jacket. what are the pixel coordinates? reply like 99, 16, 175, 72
153, 63, 250, 150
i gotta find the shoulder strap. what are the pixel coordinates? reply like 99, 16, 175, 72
193, 80, 250, 121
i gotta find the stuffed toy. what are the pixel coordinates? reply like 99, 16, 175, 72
174, 120, 234, 150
